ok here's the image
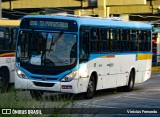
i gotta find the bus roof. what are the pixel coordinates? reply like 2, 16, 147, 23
0, 19, 20, 27
21, 15, 152, 30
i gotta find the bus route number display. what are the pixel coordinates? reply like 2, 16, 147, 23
29, 20, 68, 29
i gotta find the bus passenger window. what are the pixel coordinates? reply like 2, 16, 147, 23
100, 28, 109, 52
82, 32, 89, 55
90, 27, 99, 53
5, 28, 10, 40
0, 30, 4, 50
121, 29, 130, 52
9, 28, 18, 51
111, 29, 120, 52
3, 28, 10, 50
139, 31, 148, 51
147, 31, 151, 51
130, 30, 138, 51
0, 30, 4, 39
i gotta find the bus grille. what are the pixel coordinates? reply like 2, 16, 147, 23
33, 82, 55, 87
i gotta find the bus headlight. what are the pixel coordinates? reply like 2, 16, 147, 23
16, 68, 27, 79
61, 71, 78, 82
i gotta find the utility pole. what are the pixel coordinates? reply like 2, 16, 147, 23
9, 0, 12, 10
0, 0, 1, 18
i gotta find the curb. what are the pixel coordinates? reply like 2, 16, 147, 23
152, 67, 160, 72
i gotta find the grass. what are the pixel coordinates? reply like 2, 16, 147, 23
0, 88, 78, 117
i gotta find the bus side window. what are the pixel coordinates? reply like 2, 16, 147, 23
90, 27, 99, 53
147, 31, 151, 51
0, 29, 4, 50
130, 30, 138, 51
121, 29, 130, 52
9, 27, 18, 51
111, 29, 120, 52
3, 28, 10, 50
139, 30, 147, 51
100, 28, 109, 52
80, 27, 90, 62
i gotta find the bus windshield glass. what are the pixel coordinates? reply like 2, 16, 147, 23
17, 30, 77, 67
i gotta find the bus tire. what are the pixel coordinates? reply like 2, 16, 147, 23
0, 69, 10, 92
84, 75, 96, 99
124, 70, 135, 92
30, 90, 44, 100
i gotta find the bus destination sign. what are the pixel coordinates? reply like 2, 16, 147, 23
29, 20, 68, 29
20, 18, 78, 32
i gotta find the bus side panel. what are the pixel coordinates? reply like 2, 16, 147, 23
116, 54, 136, 87
142, 59, 152, 82
135, 54, 152, 83
88, 56, 117, 90
134, 72, 143, 84
99, 57, 116, 89
135, 61, 144, 84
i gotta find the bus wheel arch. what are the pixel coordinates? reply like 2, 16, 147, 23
91, 71, 98, 90
0, 66, 10, 91
125, 68, 135, 92
84, 71, 98, 99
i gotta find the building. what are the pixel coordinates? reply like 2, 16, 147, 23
1, 0, 160, 23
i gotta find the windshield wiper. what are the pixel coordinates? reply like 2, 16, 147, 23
49, 31, 63, 53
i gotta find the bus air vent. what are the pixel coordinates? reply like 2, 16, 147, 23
33, 82, 55, 87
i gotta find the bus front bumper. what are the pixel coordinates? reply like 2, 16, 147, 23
15, 75, 79, 94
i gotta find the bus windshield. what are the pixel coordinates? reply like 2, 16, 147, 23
17, 30, 77, 68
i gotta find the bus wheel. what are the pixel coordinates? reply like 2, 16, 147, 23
84, 75, 96, 99
124, 70, 135, 92
30, 90, 44, 100
0, 69, 9, 92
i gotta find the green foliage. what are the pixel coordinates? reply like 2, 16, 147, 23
0, 89, 77, 117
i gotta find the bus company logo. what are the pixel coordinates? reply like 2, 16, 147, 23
42, 76, 46, 81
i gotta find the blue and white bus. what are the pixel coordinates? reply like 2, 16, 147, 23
15, 14, 152, 99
